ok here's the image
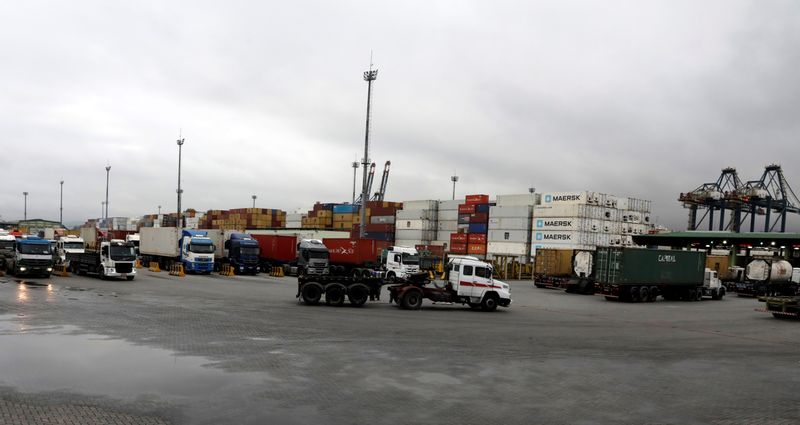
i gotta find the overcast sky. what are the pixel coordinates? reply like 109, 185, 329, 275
1, 0, 799, 231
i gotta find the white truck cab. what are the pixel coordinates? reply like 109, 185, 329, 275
382, 246, 420, 280
446, 257, 512, 308
56, 235, 85, 266
701, 268, 726, 300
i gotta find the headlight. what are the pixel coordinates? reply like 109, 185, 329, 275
46, 267, 53, 272
19, 267, 26, 271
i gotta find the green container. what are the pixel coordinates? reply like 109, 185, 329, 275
595, 248, 706, 286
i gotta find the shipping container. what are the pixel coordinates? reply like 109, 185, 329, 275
474, 204, 491, 214
595, 248, 706, 301
486, 241, 529, 256
706, 255, 731, 280
437, 221, 458, 232
397, 219, 436, 231
438, 210, 459, 221
457, 214, 471, 225
402, 200, 438, 211
465, 194, 490, 205
370, 215, 396, 224
496, 194, 539, 207
489, 205, 532, 218
252, 234, 297, 263
458, 204, 476, 214
450, 233, 468, 244
468, 233, 487, 244
396, 209, 436, 221
533, 217, 597, 232
468, 223, 488, 234
437, 199, 461, 211
362, 232, 394, 242
467, 243, 487, 255
415, 244, 445, 257
450, 243, 467, 254
395, 229, 436, 241
534, 204, 604, 219
469, 212, 489, 223
488, 217, 530, 230
488, 229, 530, 243
323, 238, 391, 266
533, 231, 597, 245
333, 204, 359, 214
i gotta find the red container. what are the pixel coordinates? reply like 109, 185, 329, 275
469, 212, 489, 223
323, 238, 391, 266
465, 194, 489, 205
450, 243, 468, 254
415, 244, 445, 257
450, 233, 468, 244
468, 243, 487, 255
252, 234, 297, 262
458, 204, 476, 214
468, 233, 487, 244
365, 223, 395, 233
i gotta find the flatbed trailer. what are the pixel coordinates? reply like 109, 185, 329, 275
297, 274, 388, 307
757, 296, 800, 319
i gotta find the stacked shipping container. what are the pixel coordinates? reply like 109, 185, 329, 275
199, 208, 286, 230
395, 200, 438, 247
350, 201, 403, 241
453, 194, 491, 257
486, 193, 538, 263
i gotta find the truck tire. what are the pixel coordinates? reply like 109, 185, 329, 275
718, 287, 726, 299
351, 269, 362, 282
301, 283, 323, 305
648, 286, 659, 302
99, 267, 107, 280
325, 285, 346, 307
387, 271, 396, 282
480, 294, 499, 312
695, 289, 703, 301
629, 286, 641, 303
639, 286, 649, 303
361, 269, 372, 279
400, 290, 423, 310
347, 284, 369, 307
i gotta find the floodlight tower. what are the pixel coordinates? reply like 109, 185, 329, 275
359, 61, 378, 238
451, 174, 459, 200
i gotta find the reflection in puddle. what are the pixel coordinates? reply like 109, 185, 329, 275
0, 315, 278, 423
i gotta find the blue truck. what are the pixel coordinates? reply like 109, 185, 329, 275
5, 236, 54, 278
139, 227, 216, 273
207, 231, 261, 275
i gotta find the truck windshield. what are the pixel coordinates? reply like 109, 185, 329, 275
63, 242, 84, 250
190, 244, 215, 254
308, 250, 329, 260
402, 253, 420, 265
0, 241, 14, 250
19, 244, 51, 255
240, 247, 259, 256
110, 245, 136, 260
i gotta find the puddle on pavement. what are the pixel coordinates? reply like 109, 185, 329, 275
0, 314, 278, 422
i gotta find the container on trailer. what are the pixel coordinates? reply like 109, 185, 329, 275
139, 227, 181, 257
323, 238, 391, 266
594, 248, 705, 285
745, 259, 792, 282
534, 249, 575, 277
705, 255, 731, 280
252, 234, 297, 263
415, 244, 445, 257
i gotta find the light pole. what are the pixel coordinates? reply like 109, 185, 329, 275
23, 192, 28, 221
252, 195, 257, 208
359, 63, 378, 238
176, 135, 185, 229
59, 180, 64, 225
451, 174, 459, 200
104, 165, 111, 229
158, 205, 161, 215
351, 161, 359, 204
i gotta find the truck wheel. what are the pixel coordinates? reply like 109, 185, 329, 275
325, 285, 346, 307
480, 294, 499, 312
400, 290, 423, 310
387, 271, 396, 282
361, 269, 372, 279
710, 288, 719, 300
648, 287, 659, 302
718, 287, 726, 299
347, 284, 369, 307
351, 269, 362, 282
629, 286, 640, 303
639, 286, 649, 303
301, 283, 323, 305
99, 267, 107, 280
695, 289, 703, 301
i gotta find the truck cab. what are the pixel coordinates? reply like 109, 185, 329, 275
445, 257, 512, 308
224, 233, 260, 275
95, 239, 138, 279
6, 236, 54, 277
380, 246, 420, 280
0, 232, 17, 269
55, 235, 85, 266
125, 234, 140, 257
180, 230, 215, 273
297, 239, 330, 276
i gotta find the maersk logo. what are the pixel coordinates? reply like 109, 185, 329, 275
535, 233, 543, 241
544, 195, 552, 203
536, 219, 543, 228
535, 233, 572, 241
544, 220, 571, 227
552, 194, 582, 202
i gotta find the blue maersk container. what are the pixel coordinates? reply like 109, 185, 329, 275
333, 204, 359, 214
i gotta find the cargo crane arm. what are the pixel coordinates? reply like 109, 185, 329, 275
371, 161, 391, 202
354, 163, 376, 206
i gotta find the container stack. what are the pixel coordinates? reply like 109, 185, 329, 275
487, 194, 538, 263
618, 197, 652, 246
285, 213, 305, 228
332, 204, 360, 231
199, 208, 286, 230
302, 203, 336, 229
394, 200, 438, 247
456, 194, 492, 258
350, 201, 403, 241
435, 200, 460, 248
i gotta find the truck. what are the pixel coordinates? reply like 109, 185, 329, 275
731, 258, 796, 297
323, 239, 420, 281
0, 231, 16, 270
251, 234, 303, 274
757, 295, 800, 319
139, 227, 215, 273
596, 247, 715, 302
207, 231, 260, 275
533, 248, 595, 294
67, 228, 137, 280
387, 256, 512, 311
125, 234, 140, 257
4, 236, 54, 278
54, 235, 85, 266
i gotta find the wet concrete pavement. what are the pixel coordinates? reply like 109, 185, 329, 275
0, 271, 798, 424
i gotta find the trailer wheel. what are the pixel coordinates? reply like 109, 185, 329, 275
718, 287, 726, 300
648, 286, 658, 302
301, 283, 323, 305
347, 284, 369, 307
351, 269, 362, 282
695, 289, 703, 301
481, 294, 499, 312
325, 285, 346, 307
400, 290, 423, 310
361, 269, 372, 279
629, 286, 641, 303
639, 286, 649, 303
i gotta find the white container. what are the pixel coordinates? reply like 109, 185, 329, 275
604, 195, 618, 209
533, 217, 595, 232
396, 209, 436, 221
488, 217, 531, 230
622, 210, 642, 223
488, 229, 530, 243
489, 205, 532, 219
487, 241, 530, 256
496, 194, 539, 207
402, 200, 438, 211
437, 200, 461, 211
533, 231, 597, 245
438, 210, 459, 221
395, 229, 435, 241
531, 244, 595, 256
437, 220, 457, 232
140, 227, 181, 257
395, 239, 424, 247
533, 204, 604, 219
595, 233, 611, 247
397, 219, 436, 231
540, 191, 591, 206
370, 215, 396, 224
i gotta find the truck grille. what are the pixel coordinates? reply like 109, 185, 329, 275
22, 259, 51, 266
116, 263, 133, 274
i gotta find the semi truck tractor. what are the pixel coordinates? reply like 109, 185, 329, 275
0, 232, 16, 270
4, 236, 54, 278
139, 228, 215, 273
596, 247, 713, 302
387, 256, 512, 311
533, 248, 595, 294
323, 238, 420, 281
207, 231, 260, 275
54, 235, 85, 266
67, 227, 136, 280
